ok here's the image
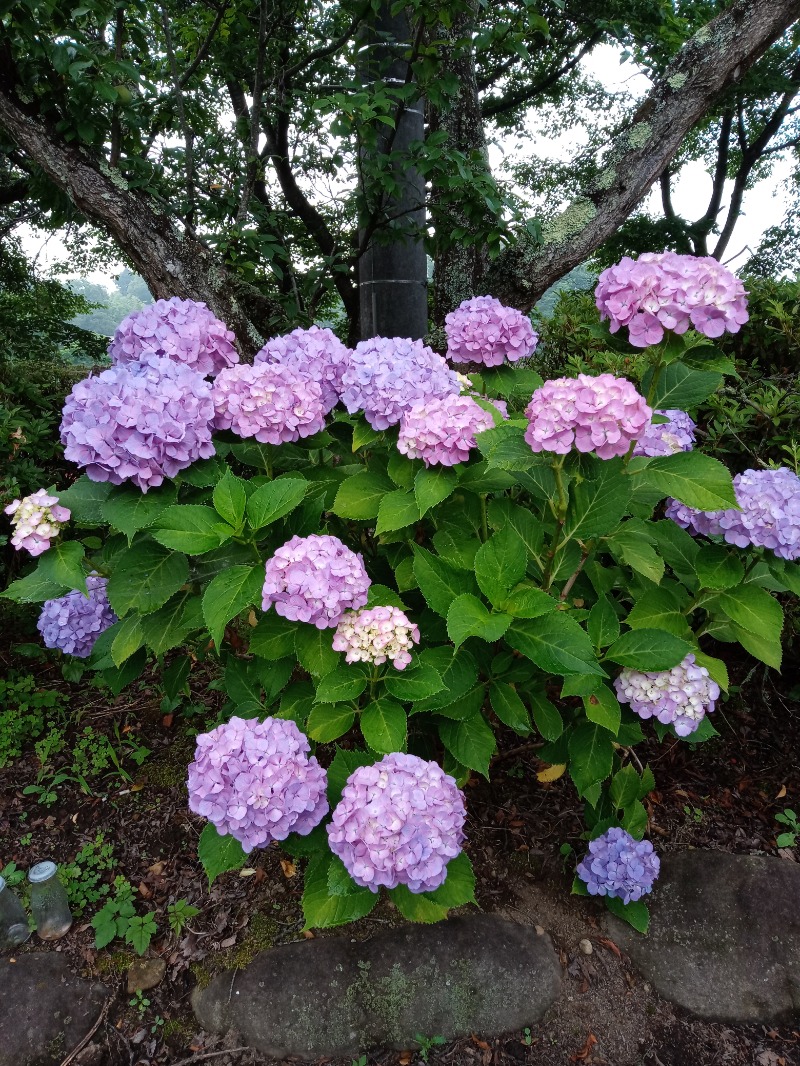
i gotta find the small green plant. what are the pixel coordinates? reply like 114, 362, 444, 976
129, 989, 150, 1016
522, 1027, 533, 1046
350, 1056, 367, 1066
0, 861, 25, 888
682, 804, 704, 824
62, 833, 117, 914
150, 1014, 165, 1035
775, 808, 799, 848
92, 877, 158, 955
166, 898, 200, 938
19, 832, 32, 846
414, 1034, 446, 1063
0, 675, 68, 768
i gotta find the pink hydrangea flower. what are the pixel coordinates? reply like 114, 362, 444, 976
262, 534, 371, 628
187, 716, 328, 853
212, 362, 327, 444
327, 753, 467, 893
5, 489, 71, 556
614, 653, 719, 737
397, 394, 497, 467
524, 374, 651, 460
254, 326, 351, 412
108, 297, 239, 377
445, 296, 539, 366
332, 606, 420, 669
595, 253, 749, 347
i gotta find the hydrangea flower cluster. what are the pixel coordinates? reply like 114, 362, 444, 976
327, 753, 466, 893
577, 827, 660, 904
595, 252, 749, 347
262, 534, 371, 628
254, 326, 351, 412
108, 297, 239, 377
614, 653, 719, 737
397, 394, 496, 467
666, 467, 800, 560
211, 363, 327, 444
60, 356, 215, 492
340, 337, 460, 430
332, 606, 420, 670
37, 575, 117, 658
633, 409, 696, 458
524, 374, 651, 460
4, 489, 71, 556
445, 295, 539, 366
187, 716, 328, 853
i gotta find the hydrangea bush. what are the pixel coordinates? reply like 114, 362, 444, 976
5, 268, 799, 934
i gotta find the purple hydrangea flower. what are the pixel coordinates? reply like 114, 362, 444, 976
577, 827, 660, 904
262, 534, 371, 628
445, 296, 539, 366
108, 297, 239, 377
212, 362, 327, 444
614, 653, 719, 737
327, 752, 467, 893
332, 606, 420, 670
397, 394, 497, 467
340, 337, 460, 430
37, 575, 117, 658
633, 409, 696, 458
5, 489, 71, 557
60, 356, 216, 493
666, 466, 800, 560
595, 253, 749, 348
524, 374, 651, 460
187, 716, 328, 854
254, 326, 351, 412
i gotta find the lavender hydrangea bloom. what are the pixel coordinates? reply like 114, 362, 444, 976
577, 827, 660, 904
524, 374, 651, 460
595, 253, 749, 348
108, 297, 239, 377
666, 467, 800, 560
340, 337, 460, 430
262, 534, 371, 628
187, 716, 328, 853
37, 575, 117, 658
397, 394, 497, 467
332, 606, 420, 670
633, 409, 696, 458
327, 752, 467, 893
254, 326, 351, 412
614, 653, 719, 737
60, 356, 215, 492
445, 296, 539, 366
212, 363, 327, 444
5, 489, 70, 557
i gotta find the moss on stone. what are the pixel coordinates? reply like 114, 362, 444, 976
95, 950, 135, 976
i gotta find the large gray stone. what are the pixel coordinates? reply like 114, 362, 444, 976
192, 914, 561, 1058
607, 851, 800, 1023
0, 953, 110, 1066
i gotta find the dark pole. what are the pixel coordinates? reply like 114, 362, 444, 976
357, 5, 428, 341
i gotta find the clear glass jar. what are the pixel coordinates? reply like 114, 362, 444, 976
0, 875, 30, 950
28, 861, 72, 940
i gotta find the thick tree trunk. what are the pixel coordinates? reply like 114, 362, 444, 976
0, 87, 286, 356
484, 0, 800, 310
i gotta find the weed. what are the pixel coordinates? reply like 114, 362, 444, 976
167, 898, 200, 938
129, 989, 150, 1016
776, 808, 799, 848
0, 675, 68, 768
92, 876, 158, 955
414, 1034, 446, 1063
61, 833, 117, 914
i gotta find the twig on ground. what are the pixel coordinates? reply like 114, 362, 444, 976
170, 1050, 251, 1066
59, 997, 112, 1066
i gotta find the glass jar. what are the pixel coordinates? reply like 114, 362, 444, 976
28, 861, 72, 940
0, 875, 30, 950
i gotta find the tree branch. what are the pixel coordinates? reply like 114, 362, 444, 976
235, 0, 268, 226
161, 5, 196, 234
283, 2, 371, 79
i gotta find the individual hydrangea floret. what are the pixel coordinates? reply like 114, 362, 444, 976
614, 653, 719, 737
212, 363, 327, 444
595, 252, 749, 347
60, 355, 215, 492
633, 409, 696, 458
108, 297, 239, 377
327, 753, 467, 893
445, 295, 539, 366
187, 716, 328, 853
4, 489, 71, 557
577, 827, 660, 904
332, 606, 420, 670
524, 374, 651, 460
254, 326, 351, 413
665, 467, 800, 560
340, 337, 460, 430
37, 575, 117, 658
397, 394, 497, 467
262, 534, 371, 628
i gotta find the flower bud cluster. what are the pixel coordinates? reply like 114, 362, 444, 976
614, 653, 719, 737
4, 489, 70, 556
332, 606, 420, 670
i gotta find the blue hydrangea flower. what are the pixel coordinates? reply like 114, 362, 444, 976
577, 827, 660, 904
